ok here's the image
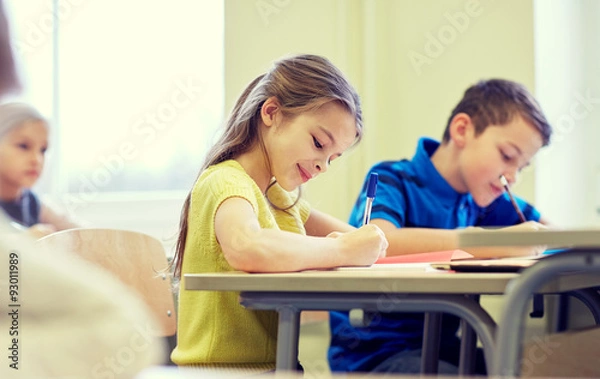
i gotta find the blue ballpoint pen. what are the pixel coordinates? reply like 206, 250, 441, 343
362, 172, 379, 225
351, 172, 379, 327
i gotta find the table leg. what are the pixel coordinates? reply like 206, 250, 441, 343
493, 252, 600, 377
275, 305, 300, 371
554, 293, 570, 332
459, 318, 477, 375
241, 292, 496, 374
421, 312, 441, 374
569, 288, 600, 324
459, 294, 480, 375
554, 288, 600, 332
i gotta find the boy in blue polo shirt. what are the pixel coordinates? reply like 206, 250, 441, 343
329, 79, 553, 374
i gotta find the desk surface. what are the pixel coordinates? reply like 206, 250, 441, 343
458, 228, 600, 248
186, 229, 600, 295
184, 266, 600, 295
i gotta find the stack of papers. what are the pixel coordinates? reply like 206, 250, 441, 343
336, 249, 572, 273
336, 250, 473, 272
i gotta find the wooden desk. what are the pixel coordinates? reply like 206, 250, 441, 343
185, 264, 600, 373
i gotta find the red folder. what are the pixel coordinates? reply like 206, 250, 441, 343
375, 249, 473, 264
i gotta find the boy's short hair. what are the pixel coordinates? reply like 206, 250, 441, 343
442, 79, 552, 146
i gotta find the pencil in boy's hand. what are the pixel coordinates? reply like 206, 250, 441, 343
362, 173, 378, 225
500, 175, 527, 223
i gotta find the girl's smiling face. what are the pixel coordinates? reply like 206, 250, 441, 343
263, 100, 357, 192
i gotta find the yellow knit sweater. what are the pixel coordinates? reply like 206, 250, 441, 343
171, 160, 310, 368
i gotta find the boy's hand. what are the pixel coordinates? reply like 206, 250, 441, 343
501, 221, 548, 256
469, 221, 548, 258
505, 220, 548, 232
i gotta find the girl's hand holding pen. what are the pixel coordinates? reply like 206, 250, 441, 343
326, 224, 388, 265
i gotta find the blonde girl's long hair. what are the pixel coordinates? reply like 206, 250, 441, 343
171, 54, 363, 279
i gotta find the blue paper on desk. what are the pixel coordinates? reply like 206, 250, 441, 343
543, 248, 570, 255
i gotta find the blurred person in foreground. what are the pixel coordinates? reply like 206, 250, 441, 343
0, 1, 165, 377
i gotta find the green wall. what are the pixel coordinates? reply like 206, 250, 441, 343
224, 0, 536, 220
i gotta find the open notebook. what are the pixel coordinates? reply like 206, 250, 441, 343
337, 248, 573, 272
334, 250, 473, 271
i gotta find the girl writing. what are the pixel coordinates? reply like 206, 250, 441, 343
170, 54, 388, 370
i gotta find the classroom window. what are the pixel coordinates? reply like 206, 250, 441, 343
5, 0, 224, 201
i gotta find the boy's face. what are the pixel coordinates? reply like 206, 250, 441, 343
0, 120, 49, 193
457, 115, 543, 207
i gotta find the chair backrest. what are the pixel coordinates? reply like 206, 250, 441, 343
36, 228, 177, 337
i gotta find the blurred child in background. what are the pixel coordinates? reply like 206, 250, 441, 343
0, 102, 79, 237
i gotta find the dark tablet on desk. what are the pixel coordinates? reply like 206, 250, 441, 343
431, 259, 536, 273
431, 248, 595, 272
